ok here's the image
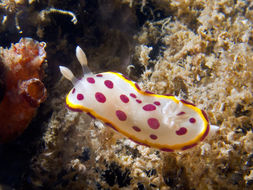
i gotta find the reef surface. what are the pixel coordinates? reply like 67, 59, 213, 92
0, 0, 252, 190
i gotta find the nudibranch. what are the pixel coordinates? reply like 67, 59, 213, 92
60, 46, 218, 152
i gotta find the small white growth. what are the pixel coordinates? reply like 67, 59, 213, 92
200, 143, 211, 155
124, 139, 137, 149
69, 159, 86, 174
94, 120, 105, 130
139, 45, 153, 68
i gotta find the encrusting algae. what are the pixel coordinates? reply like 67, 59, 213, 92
0, 0, 252, 190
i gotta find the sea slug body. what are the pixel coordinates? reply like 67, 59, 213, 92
59, 46, 218, 152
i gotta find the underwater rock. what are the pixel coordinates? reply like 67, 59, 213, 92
0, 37, 47, 143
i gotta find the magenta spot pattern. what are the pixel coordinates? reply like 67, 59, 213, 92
153, 101, 160, 106
132, 126, 141, 132
143, 104, 156, 111
116, 110, 127, 121
189, 117, 196, 123
87, 77, 95, 83
96, 74, 103, 77
147, 118, 160, 129
120, 94, 129, 103
77, 93, 84, 100
72, 88, 75, 94
130, 93, 136, 98
176, 127, 187, 136
150, 134, 158, 140
104, 80, 114, 89
177, 111, 186, 116
95, 92, 106, 103
136, 99, 142, 104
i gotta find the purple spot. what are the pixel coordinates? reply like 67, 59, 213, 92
143, 104, 156, 111
136, 99, 142, 104
95, 92, 106, 103
154, 101, 160, 106
189, 117, 196, 123
116, 110, 127, 121
200, 124, 210, 141
160, 148, 174, 152
135, 83, 141, 90
177, 111, 186, 116
104, 80, 114, 89
120, 94, 129, 103
132, 126, 141, 132
181, 143, 198, 150
77, 93, 84, 100
147, 118, 160, 129
181, 99, 196, 106
96, 74, 103, 77
176, 127, 187, 135
150, 134, 158, 140
87, 112, 96, 119
130, 93, 136, 98
72, 88, 75, 94
87, 77, 95, 83
201, 110, 209, 122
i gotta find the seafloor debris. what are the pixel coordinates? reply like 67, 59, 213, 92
0, 37, 47, 143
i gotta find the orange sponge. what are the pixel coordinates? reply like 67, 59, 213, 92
0, 38, 47, 143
